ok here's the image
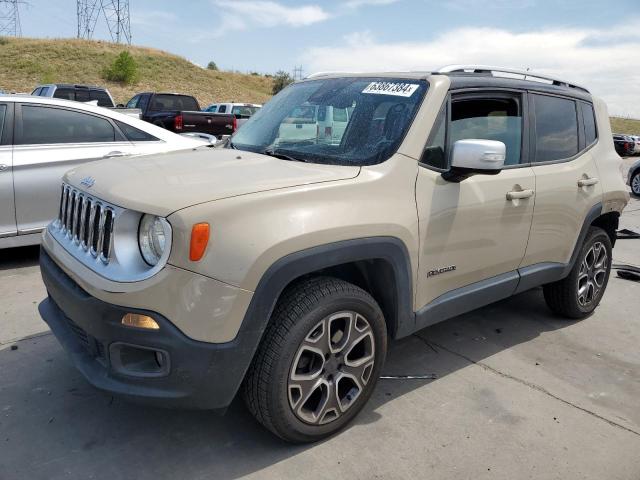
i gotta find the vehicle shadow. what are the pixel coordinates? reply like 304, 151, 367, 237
0, 287, 575, 480
0, 245, 40, 271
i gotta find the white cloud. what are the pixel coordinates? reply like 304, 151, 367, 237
302, 22, 640, 117
210, 1, 329, 36
344, 0, 401, 8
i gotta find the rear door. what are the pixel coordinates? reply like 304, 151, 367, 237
12, 103, 135, 233
0, 102, 15, 237
520, 93, 603, 268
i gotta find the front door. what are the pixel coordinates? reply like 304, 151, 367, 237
0, 103, 15, 238
415, 91, 535, 322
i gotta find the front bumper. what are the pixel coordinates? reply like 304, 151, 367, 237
39, 249, 252, 410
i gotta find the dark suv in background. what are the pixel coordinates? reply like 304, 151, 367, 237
31, 83, 115, 107
613, 133, 635, 156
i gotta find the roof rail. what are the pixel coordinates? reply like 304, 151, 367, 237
437, 64, 589, 93
304, 71, 355, 79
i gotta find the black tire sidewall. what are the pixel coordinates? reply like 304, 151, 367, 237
566, 228, 613, 315
268, 289, 387, 442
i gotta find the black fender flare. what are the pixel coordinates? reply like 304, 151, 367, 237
225, 237, 415, 401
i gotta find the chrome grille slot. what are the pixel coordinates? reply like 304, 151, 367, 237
54, 183, 117, 264
91, 204, 102, 254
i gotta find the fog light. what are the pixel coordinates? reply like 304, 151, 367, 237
121, 313, 160, 330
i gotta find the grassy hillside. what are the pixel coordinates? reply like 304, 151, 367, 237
610, 117, 640, 136
0, 37, 273, 106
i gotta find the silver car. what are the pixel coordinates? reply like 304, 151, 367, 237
0, 95, 204, 249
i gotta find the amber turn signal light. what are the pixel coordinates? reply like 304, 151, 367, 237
121, 313, 160, 330
189, 223, 210, 261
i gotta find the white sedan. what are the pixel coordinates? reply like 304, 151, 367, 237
0, 95, 206, 249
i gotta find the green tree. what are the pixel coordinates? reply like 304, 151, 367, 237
207, 61, 218, 71
103, 50, 139, 84
272, 70, 294, 95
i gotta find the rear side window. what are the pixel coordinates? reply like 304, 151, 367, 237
582, 103, 597, 146
218, 105, 227, 113
18, 105, 116, 144
0, 104, 7, 139
115, 120, 159, 142
75, 89, 90, 103
90, 89, 114, 107
450, 96, 522, 166
532, 94, 578, 162
53, 88, 75, 101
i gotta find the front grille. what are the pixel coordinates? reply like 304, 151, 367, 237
57, 184, 115, 263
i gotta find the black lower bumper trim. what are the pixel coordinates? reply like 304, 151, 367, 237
38, 248, 251, 410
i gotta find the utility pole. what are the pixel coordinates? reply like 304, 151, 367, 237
77, 0, 131, 44
293, 65, 304, 80
0, 0, 24, 37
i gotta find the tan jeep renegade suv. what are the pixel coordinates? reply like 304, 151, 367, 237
38, 66, 629, 442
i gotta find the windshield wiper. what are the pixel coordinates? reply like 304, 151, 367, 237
262, 147, 308, 163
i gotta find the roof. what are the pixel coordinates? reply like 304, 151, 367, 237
303, 69, 593, 101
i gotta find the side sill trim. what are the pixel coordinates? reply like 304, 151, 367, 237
415, 271, 519, 331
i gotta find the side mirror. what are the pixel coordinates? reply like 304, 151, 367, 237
442, 139, 506, 183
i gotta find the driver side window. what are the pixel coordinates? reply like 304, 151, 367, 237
421, 93, 524, 169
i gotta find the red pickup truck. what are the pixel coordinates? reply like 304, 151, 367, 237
125, 92, 236, 138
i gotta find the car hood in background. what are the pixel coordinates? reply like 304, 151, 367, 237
64, 148, 360, 216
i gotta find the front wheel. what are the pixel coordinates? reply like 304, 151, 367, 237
543, 227, 612, 319
243, 277, 387, 443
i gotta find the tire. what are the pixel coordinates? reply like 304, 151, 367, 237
543, 227, 612, 319
631, 171, 640, 197
243, 276, 387, 443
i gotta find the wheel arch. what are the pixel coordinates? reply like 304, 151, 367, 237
591, 211, 619, 247
229, 237, 415, 402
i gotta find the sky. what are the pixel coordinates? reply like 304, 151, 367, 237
16, 0, 640, 117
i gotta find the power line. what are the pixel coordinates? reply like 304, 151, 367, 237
77, 0, 131, 44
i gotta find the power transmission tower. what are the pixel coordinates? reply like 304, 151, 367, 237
101, 0, 130, 44
77, 0, 131, 44
292, 65, 304, 80
0, 0, 24, 37
77, 0, 100, 40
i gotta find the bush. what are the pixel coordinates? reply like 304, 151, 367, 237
0, 37, 8, 46
272, 70, 293, 95
103, 50, 138, 84
207, 61, 218, 71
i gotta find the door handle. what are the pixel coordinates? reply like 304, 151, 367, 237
0, 164, 8, 171
578, 177, 599, 187
103, 151, 129, 159
506, 189, 534, 201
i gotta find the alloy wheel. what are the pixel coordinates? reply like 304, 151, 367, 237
632, 173, 640, 196
288, 311, 376, 425
577, 241, 608, 307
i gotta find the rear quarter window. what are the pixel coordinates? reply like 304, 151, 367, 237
532, 94, 579, 162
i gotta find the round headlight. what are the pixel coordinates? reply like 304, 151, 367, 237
138, 214, 167, 266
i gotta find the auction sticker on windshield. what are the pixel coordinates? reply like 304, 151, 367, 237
362, 82, 419, 97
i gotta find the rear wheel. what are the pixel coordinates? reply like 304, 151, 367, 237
543, 227, 612, 319
243, 276, 387, 443
631, 171, 640, 196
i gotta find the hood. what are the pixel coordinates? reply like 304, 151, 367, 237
64, 148, 360, 216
